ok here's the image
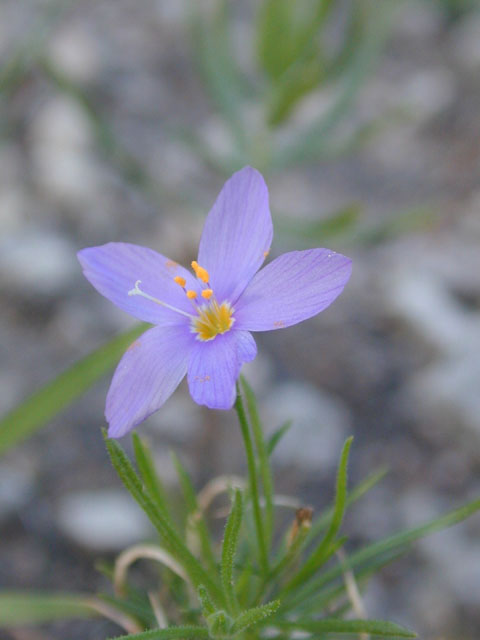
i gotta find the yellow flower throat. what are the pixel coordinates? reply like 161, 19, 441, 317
128, 260, 235, 341
181, 261, 235, 341
192, 300, 234, 341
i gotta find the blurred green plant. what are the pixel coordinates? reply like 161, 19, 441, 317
1, 380, 478, 638
186, 0, 398, 173
0, 324, 148, 455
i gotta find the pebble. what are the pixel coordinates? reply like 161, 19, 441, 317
262, 381, 351, 473
56, 489, 152, 552
29, 96, 100, 206
0, 231, 77, 298
48, 23, 100, 83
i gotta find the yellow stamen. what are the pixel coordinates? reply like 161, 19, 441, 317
191, 261, 210, 283
263, 248, 270, 258
186, 290, 198, 299
174, 276, 186, 287
192, 301, 234, 341
201, 289, 214, 300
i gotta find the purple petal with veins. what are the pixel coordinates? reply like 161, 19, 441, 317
198, 167, 273, 303
78, 243, 197, 325
187, 331, 257, 410
234, 249, 352, 331
106, 325, 193, 437
78, 168, 352, 437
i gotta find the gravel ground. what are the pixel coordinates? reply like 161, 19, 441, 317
1, 2, 480, 639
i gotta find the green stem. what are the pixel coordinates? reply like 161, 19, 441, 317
241, 376, 274, 547
234, 385, 269, 577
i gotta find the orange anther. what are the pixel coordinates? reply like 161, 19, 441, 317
191, 260, 210, 283
186, 290, 198, 299
201, 289, 214, 299
174, 276, 186, 287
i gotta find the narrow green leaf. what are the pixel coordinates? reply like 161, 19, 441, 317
197, 584, 216, 618
308, 466, 388, 541
234, 386, 269, 576
0, 0, 75, 96
104, 435, 224, 607
276, 204, 360, 245
267, 54, 325, 126
356, 205, 437, 247
171, 451, 217, 574
297, 551, 405, 617
257, 0, 333, 83
278, 618, 415, 637
273, 0, 397, 168
267, 420, 292, 456
171, 451, 199, 514
188, 0, 247, 157
0, 325, 148, 455
96, 592, 155, 627
109, 625, 209, 640
231, 599, 280, 634
241, 375, 274, 546
0, 592, 98, 625
288, 496, 480, 611
221, 489, 243, 614
256, 0, 294, 81
132, 433, 172, 523
283, 437, 353, 593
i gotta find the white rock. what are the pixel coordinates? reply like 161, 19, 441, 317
0, 232, 77, 297
419, 528, 480, 609
0, 188, 29, 233
57, 489, 152, 552
32, 96, 93, 149
408, 355, 480, 439
150, 390, 201, 441
385, 268, 480, 357
48, 24, 100, 83
29, 97, 100, 205
262, 382, 351, 472
399, 69, 455, 121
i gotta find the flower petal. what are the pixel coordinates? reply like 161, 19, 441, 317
234, 249, 352, 331
78, 243, 198, 324
106, 325, 193, 437
187, 331, 257, 410
198, 167, 273, 303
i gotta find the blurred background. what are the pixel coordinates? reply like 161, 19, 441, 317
1, 0, 480, 638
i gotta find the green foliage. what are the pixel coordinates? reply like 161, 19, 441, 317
230, 599, 280, 634
0, 592, 98, 625
241, 375, 274, 545
185, 0, 399, 173
221, 489, 243, 614
0, 325, 148, 455
104, 433, 224, 607
133, 433, 172, 522
278, 617, 416, 637
110, 627, 209, 640
3, 407, 479, 637
282, 437, 353, 595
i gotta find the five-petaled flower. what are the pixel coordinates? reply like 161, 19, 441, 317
78, 167, 352, 438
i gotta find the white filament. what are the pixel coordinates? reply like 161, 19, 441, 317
128, 280, 193, 319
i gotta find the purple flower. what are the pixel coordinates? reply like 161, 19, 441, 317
78, 167, 352, 438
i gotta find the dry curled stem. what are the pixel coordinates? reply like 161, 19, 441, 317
113, 544, 190, 597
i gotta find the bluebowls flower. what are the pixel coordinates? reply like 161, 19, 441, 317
78, 167, 352, 437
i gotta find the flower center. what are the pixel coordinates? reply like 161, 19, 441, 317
192, 300, 235, 342
128, 260, 235, 341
